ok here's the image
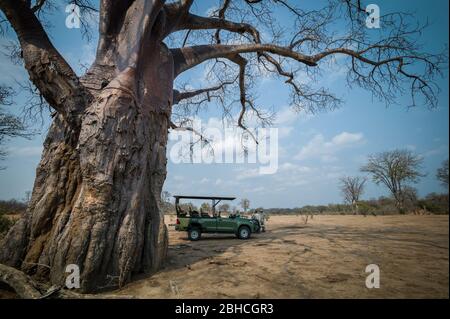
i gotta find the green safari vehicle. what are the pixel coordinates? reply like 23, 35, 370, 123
173, 195, 260, 241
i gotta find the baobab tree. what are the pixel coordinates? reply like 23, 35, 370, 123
0, 0, 446, 293
339, 176, 366, 214
361, 149, 424, 213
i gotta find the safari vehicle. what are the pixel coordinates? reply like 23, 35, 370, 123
174, 195, 260, 241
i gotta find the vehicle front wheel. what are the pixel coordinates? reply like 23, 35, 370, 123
188, 228, 201, 241
237, 226, 251, 239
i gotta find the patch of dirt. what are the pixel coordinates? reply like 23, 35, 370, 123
110, 215, 449, 298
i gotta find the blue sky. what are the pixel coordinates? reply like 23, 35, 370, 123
0, 0, 448, 208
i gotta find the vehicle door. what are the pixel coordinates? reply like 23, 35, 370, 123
216, 215, 237, 232
200, 216, 217, 232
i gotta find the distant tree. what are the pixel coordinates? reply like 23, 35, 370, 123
436, 159, 449, 189
218, 203, 230, 213
200, 202, 211, 212
339, 176, 367, 214
402, 186, 419, 212
161, 191, 171, 203
23, 191, 32, 205
0, 199, 27, 215
417, 192, 449, 214
160, 191, 173, 214
179, 202, 197, 212
361, 149, 424, 213
240, 198, 250, 213
0, 86, 29, 168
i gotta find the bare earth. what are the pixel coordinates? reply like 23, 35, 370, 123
112, 215, 449, 299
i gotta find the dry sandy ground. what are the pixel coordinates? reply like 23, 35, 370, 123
111, 215, 449, 299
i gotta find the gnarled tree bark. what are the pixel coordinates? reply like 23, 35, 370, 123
0, 0, 171, 292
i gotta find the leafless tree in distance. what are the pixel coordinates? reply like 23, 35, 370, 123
160, 190, 173, 214
218, 203, 230, 212
339, 176, 366, 214
361, 149, 424, 213
200, 202, 212, 212
0, 86, 30, 169
0, 0, 446, 292
436, 159, 449, 189
240, 198, 250, 213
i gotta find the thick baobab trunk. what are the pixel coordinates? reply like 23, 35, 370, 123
0, 42, 173, 292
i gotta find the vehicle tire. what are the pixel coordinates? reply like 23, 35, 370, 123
238, 226, 251, 239
188, 227, 201, 241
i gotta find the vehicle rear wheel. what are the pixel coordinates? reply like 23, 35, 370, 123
188, 227, 201, 241
238, 226, 251, 239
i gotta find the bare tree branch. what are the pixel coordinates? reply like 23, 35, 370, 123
0, 0, 91, 125
171, 43, 317, 76
173, 79, 235, 104
176, 13, 260, 44
30, 0, 47, 13
213, 0, 232, 44
339, 176, 367, 210
226, 53, 258, 142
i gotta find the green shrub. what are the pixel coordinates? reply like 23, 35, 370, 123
0, 213, 13, 235
417, 193, 449, 214
0, 199, 27, 215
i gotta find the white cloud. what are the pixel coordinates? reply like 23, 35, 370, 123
272, 106, 312, 139
235, 168, 260, 180
424, 144, 449, 158
331, 132, 364, 145
275, 106, 312, 126
235, 162, 311, 182
248, 186, 266, 193
278, 162, 311, 173
173, 175, 184, 181
295, 132, 365, 162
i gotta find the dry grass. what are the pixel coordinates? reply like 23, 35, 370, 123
112, 215, 449, 299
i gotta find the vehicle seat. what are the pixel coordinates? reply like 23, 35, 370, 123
191, 210, 200, 217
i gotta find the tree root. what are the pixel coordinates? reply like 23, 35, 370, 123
0, 264, 42, 298
0, 264, 135, 299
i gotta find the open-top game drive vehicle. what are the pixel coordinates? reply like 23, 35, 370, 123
173, 195, 261, 241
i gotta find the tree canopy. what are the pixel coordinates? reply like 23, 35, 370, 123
361, 149, 424, 212
0, 0, 447, 136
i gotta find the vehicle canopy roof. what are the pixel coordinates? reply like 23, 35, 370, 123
174, 195, 236, 215
173, 195, 236, 200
